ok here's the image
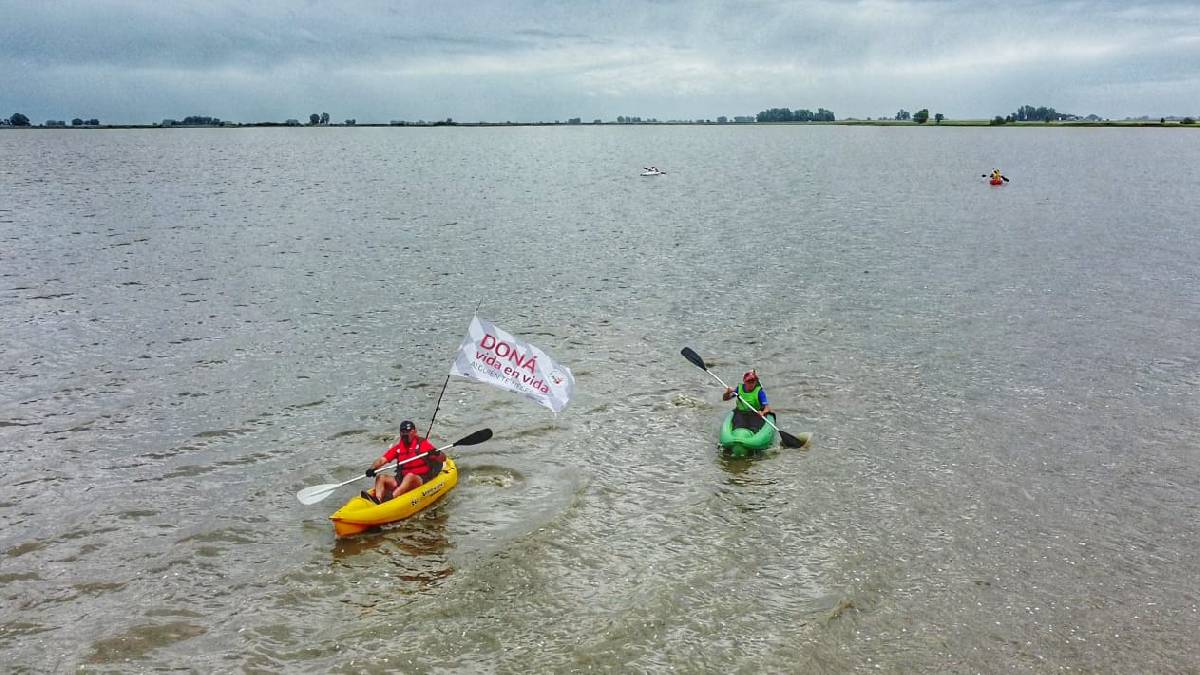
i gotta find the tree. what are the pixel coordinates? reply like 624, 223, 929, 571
9, 112, 30, 126
990, 115, 1007, 125
309, 113, 320, 125
895, 109, 910, 121
72, 118, 84, 126
344, 119, 356, 125
934, 113, 944, 124
1183, 117, 1195, 125
87, 118, 99, 126
913, 109, 929, 124
320, 112, 330, 125
1012, 104, 1069, 122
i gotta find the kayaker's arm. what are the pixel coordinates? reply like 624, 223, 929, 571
368, 446, 397, 475
366, 456, 386, 477
758, 389, 772, 416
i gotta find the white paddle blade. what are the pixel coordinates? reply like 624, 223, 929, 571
296, 483, 339, 506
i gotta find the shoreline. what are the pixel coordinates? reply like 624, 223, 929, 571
2, 119, 1196, 130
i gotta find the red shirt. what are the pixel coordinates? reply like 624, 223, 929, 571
383, 436, 438, 475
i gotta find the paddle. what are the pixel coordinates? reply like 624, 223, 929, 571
296, 428, 494, 505
981, 173, 1010, 182
680, 347, 807, 448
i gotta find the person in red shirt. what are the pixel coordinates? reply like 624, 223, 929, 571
364, 420, 445, 504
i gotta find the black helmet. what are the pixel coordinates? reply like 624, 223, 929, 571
399, 420, 416, 432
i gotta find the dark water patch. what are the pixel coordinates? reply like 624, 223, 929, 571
85, 621, 207, 664
497, 422, 561, 441
0, 420, 38, 428
0, 572, 40, 583
195, 545, 223, 557
215, 450, 277, 468
26, 293, 75, 300
193, 427, 253, 439
138, 444, 200, 460
144, 607, 205, 619
160, 464, 215, 480
177, 528, 259, 546
44, 420, 96, 434
0, 621, 53, 647
286, 399, 326, 410
12, 475, 69, 488
328, 428, 368, 440
60, 526, 120, 541
115, 509, 159, 520
73, 580, 128, 596
4, 541, 48, 557
481, 397, 519, 412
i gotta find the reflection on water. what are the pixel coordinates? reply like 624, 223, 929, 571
332, 510, 452, 560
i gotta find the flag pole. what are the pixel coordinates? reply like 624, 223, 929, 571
424, 374, 451, 442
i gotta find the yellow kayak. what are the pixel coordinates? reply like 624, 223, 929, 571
330, 457, 458, 537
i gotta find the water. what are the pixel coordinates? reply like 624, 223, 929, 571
2, 125, 1199, 672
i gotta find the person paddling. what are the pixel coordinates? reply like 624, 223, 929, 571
364, 420, 445, 504
722, 370, 774, 432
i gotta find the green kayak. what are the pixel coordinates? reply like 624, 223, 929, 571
719, 411, 777, 457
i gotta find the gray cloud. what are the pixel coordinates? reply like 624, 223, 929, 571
2, 0, 1197, 123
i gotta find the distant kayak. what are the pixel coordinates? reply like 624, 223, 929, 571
329, 457, 458, 537
640, 169, 666, 176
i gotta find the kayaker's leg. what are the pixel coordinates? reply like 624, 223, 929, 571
732, 410, 765, 432
392, 472, 425, 499
374, 474, 397, 502
731, 410, 756, 431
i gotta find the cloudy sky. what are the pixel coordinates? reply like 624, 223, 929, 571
2, 0, 1197, 124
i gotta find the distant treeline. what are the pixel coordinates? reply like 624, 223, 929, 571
6, 108, 1196, 129
992, 105, 1096, 125
163, 116, 223, 126
1012, 105, 1070, 122
756, 108, 836, 122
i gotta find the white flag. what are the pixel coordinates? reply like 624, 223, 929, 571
449, 316, 575, 413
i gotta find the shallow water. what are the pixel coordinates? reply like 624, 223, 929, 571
1, 125, 1199, 672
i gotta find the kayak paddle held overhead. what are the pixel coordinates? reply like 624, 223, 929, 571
680, 347, 809, 449
295, 428, 493, 506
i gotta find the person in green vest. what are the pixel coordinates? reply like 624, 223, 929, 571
722, 369, 774, 432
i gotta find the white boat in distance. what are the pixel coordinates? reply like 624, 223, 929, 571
640, 167, 667, 176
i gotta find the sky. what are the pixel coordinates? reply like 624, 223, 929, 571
2, 0, 1198, 124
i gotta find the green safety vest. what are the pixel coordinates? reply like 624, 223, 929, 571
735, 383, 763, 412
